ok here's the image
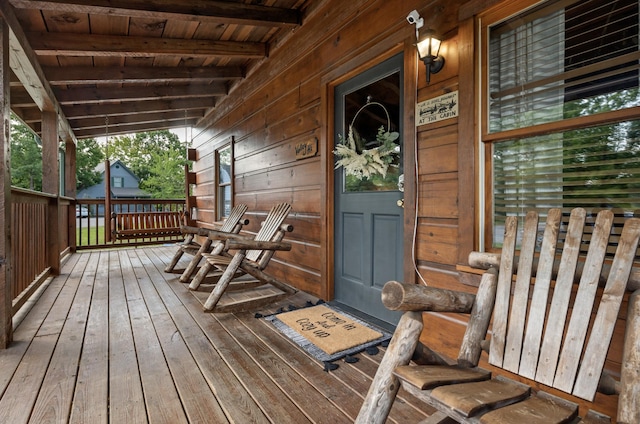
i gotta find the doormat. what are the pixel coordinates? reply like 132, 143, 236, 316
265, 303, 392, 363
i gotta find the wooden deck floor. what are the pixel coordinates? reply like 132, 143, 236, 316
0, 245, 434, 423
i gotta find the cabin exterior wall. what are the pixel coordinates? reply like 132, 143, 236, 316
192, 0, 469, 300
190, 0, 633, 417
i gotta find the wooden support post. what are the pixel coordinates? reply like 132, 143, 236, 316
355, 311, 423, 424
42, 110, 60, 275
619, 289, 640, 423
0, 16, 13, 348
104, 159, 111, 242
64, 137, 76, 252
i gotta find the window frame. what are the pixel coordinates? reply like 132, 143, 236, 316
112, 176, 124, 188
479, 0, 640, 250
215, 138, 234, 221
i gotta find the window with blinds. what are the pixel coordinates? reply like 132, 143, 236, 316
484, 0, 640, 249
216, 144, 232, 220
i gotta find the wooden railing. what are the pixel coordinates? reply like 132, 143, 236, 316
75, 198, 187, 249
8, 192, 185, 317
10, 188, 72, 315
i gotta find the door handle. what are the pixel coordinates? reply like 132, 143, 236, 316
396, 199, 404, 208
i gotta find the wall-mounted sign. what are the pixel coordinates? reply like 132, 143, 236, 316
295, 138, 317, 160
416, 91, 458, 126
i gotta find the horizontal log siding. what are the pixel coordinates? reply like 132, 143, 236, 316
191, 0, 463, 299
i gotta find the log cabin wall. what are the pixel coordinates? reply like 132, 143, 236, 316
190, 0, 468, 302
189, 0, 628, 417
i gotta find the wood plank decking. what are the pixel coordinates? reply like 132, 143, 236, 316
0, 245, 433, 423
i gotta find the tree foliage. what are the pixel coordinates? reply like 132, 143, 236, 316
76, 137, 104, 191
105, 130, 187, 198
10, 117, 42, 191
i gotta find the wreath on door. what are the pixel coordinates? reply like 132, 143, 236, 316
333, 100, 399, 180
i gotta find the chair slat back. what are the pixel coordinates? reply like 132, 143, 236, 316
246, 203, 291, 262
218, 204, 248, 233
489, 208, 640, 401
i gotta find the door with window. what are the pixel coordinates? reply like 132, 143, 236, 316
333, 54, 404, 325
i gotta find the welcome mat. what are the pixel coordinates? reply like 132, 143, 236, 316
265, 303, 392, 363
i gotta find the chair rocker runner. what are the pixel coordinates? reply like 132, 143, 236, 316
357, 208, 640, 424
164, 204, 249, 277
193, 202, 298, 313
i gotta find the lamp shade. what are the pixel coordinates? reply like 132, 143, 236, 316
416, 34, 441, 61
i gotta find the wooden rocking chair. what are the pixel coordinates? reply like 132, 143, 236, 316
164, 203, 248, 276
192, 202, 298, 313
357, 208, 640, 424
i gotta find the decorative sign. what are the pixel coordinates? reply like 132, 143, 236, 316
295, 138, 317, 160
416, 91, 459, 126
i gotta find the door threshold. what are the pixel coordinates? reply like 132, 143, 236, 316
327, 301, 397, 333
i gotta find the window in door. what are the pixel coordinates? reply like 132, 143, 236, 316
216, 143, 233, 220
482, 0, 640, 249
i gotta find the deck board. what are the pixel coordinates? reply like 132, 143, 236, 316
0, 245, 431, 423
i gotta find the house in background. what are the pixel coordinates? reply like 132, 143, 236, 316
77, 159, 150, 215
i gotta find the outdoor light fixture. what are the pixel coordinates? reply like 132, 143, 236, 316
407, 10, 445, 83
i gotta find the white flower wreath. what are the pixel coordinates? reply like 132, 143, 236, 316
333, 101, 399, 180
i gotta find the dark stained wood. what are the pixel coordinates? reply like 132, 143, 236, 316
28, 32, 267, 58
55, 83, 226, 104
43, 65, 244, 84
0, 16, 12, 348
0, 1, 75, 141
10, 0, 301, 27
42, 110, 61, 275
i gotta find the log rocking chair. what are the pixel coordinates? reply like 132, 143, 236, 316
357, 208, 640, 424
164, 204, 249, 282
190, 202, 298, 313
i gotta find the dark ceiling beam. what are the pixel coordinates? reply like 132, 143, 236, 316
9, 87, 36, 107
9, 0, 300, 27
54, 83, 226, 104
62, 97, 216, 119
42, 65, 244, 85
70, 109, 204, 131
27, 32, 267, 58
73, 118, 198, 139
0, 1, 76, 141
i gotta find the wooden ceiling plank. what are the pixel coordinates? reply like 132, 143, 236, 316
70, 109, 204, 130
62, 97, 216, 119
9, 0, 301, 27
54, 83, 226, 104
73, 118, 198, 139
42, 65, 244, 84
0, 1, 76, 142
27, 31, 267, 58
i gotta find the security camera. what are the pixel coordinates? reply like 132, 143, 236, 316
406, 10, 423, 28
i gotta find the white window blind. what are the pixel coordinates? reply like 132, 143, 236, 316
487, 0, 640, 249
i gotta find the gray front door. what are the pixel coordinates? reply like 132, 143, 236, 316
333, 54, 404, 325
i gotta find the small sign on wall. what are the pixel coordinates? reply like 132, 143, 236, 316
295, 138, 318, 160
416, 91, 458, 126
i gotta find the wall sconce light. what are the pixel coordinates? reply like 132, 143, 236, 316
407, 10, 445, 83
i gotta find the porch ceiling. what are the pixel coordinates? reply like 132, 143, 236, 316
2, 0, 308, 141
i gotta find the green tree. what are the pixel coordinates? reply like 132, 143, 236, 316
10, 117, 42, 191
105, 130, 187, 198
141, 149, 186, 198
76, 137, 104, 191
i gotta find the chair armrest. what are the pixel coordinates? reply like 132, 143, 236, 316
225, 239, 292, 251
382, 281, 476, 313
